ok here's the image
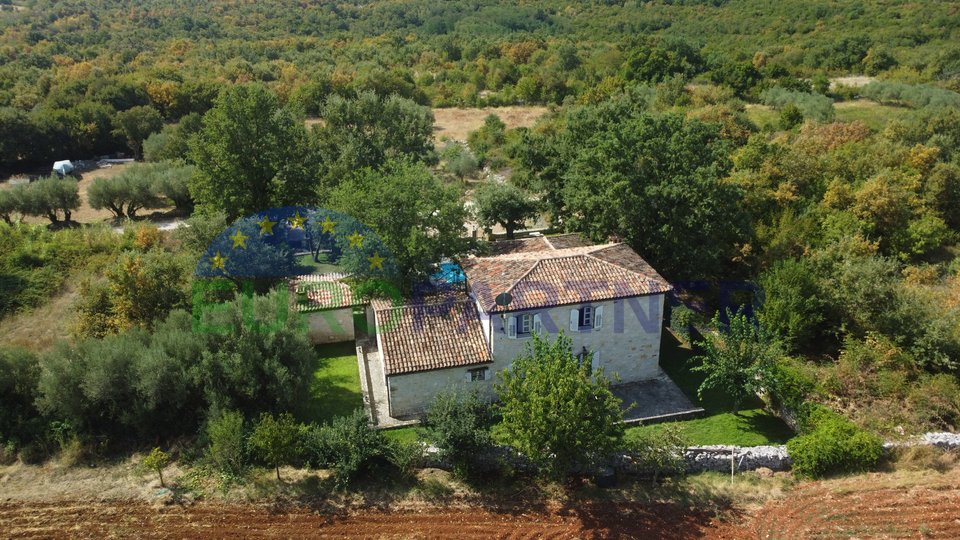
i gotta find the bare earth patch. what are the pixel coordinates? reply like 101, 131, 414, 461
5, 461, 960, 538
432, 106, 548, 141
830, 75, 876, 90
307, 106, 549, 143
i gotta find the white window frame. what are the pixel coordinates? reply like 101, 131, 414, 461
517, 313, 533, 336
579, 305, 593, 329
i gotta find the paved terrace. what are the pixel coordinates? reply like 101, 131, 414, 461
612, 375, 705, 425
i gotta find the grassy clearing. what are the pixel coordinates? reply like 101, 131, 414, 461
432, 106, 548, 141
626, 330, 793, 447
744, 104, 780, 130
295, 252, 342, 275
833, 100, 912, 130
303, 341, 363, 423
746, 100, 912, 133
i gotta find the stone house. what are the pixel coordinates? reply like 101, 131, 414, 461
299, 234, 702, 425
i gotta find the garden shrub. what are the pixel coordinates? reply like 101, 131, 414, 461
422, 390, 494, 478
205, 410, 248, 475
305, 410, 393, 487
787, 406, 883, 478
623, 424, 687, 483
0, 347, 44, 449
669, 303, 702, 344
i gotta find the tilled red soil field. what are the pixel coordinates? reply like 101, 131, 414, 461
748, 481, 960, 539
0, 500, 742, 539
5, 473, 960, 539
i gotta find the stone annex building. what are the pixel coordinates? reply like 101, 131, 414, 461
293, 234, 702, 427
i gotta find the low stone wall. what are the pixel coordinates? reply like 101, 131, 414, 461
683, 445, 790, 473
420, 433, 960, 476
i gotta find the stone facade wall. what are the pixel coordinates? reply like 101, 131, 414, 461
304, 308, 355, 344
485, 294, 666, 383
387, 365, 497, 418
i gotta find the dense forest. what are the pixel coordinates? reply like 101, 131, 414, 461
1, 0, 959, 167
1, 0, 960, 484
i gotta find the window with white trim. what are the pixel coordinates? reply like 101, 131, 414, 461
578, 306, 593, 328
517, 313, 533, 336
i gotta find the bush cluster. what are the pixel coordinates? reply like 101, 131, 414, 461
861, 81, 960, 109
35, 291, 314, 444
787, 406, 884, 478
760, 87, 835, 123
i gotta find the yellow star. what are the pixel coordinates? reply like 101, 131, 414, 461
289, 211, 306, 230
210, 251, 227, 272
229, 229, 249, 249
257, 216, 277, 236
347, 230, 364, 248
320, 216, 337, 234
368, 252, 384, 270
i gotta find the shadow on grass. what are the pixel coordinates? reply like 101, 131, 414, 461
653, 327, 793, 445
301, 341, 364, 424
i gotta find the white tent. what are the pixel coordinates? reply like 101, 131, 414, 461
52, 160, 74, 175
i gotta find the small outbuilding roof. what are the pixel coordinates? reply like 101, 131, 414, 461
291, 273, 362, 312
375, 299, 492, 376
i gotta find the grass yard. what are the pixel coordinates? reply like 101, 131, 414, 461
383, 427, 420, 445
295, 253, 342, 275
303, 341, 364, 423
626, 330, 793, 447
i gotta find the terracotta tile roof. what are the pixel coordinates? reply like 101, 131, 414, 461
291, 274, 362, 312
376, 300, 492, 375
544, 233, 594, 250
462, 238, 671, 313
486, 236, 551, 255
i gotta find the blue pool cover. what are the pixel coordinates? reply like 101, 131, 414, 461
432, 261, 465, 285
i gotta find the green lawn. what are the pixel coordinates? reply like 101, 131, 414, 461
383, 427, 420, 445
303, 341, 364, 423
295, 252, 343, 275
625, 330, 794, 447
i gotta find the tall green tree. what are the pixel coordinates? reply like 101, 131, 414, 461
312, 91, 434, 194
693, 309, 782, 414
560, 111, 747, 279
758, 258, 826, 353
473, 182, 539, 239
113, 105, 164, 160
330, 159, 468, 290
188, 85, 312, 219
496, 333, 624, 479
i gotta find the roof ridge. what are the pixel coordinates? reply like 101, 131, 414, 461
476, 242, 618, 262
583, 250, 661, 284
499, 258, 543, 308
374, 298, 473, 312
